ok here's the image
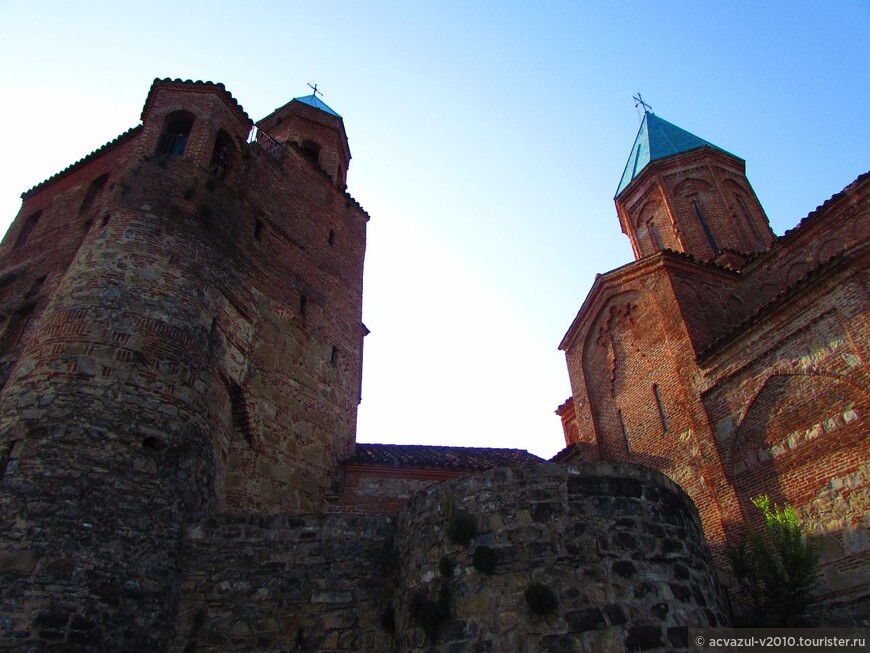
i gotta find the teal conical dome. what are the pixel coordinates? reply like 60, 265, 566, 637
293, 94, 342, 118
615, 112, 732, 198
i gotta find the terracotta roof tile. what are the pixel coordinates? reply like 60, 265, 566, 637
698, 250, 855, 361
21, 126, 142, 199
349, 443, 542, 470
140, 78, 251, 125
777, 170, 870, 243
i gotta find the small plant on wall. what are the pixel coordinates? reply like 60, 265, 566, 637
727, 495, 821, 627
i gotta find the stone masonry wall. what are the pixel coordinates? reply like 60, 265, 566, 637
0, 80, 370, 651
164, 462, 728, 653
393, 462, 728, 652
171, 513, 397, 652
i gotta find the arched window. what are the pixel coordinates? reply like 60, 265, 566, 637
14, 211, 41, 249
0, 304, 35, 356
79, 173, 109, 214
208, 130, 234, 180
156, 111, 194, 156
301, 139, 320, 164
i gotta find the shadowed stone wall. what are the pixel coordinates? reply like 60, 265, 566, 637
168, 462, 728, 653
393, 462, 729, 652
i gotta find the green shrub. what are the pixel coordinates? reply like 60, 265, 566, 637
727, 495, 821, 626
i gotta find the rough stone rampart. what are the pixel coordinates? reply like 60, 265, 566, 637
166, 462, 728, 652
393, 462, 728, 651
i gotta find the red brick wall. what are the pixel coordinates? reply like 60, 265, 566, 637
616, 148, 775, 262
332, 464, 469, 515
561, 169, 870, 621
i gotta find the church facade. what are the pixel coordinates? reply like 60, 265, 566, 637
556, 111, 869, 623
0, 78, 864, 650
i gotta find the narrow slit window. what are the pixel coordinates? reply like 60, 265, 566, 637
227, 382, 253, 446
1, 440, 20, 479
299, 294, 307, 318
254, 219, 264, 240
0, 304, 35, 356
26, 276, 46, 298
648, 221, 664, 250
328, 229, 335, 246
330, 346, 338, 365
618, 409, 631, 455
736, 194, 765, 249
653, 384, 669, 432
691, 200, 719, 254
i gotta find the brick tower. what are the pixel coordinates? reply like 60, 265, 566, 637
558, 110, 870, 623
614, 110, 775, 265
0, 79, 368, 649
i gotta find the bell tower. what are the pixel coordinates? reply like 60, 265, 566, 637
614, 110, 775, 263
256, 88, 351, 189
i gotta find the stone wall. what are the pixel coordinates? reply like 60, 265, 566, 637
0, 79, 370, 651
165, 462, 729, 653
171, 513, 397, 652
391, 462, 728, 652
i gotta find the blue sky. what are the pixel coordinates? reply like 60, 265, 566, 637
0, 1, 867, 457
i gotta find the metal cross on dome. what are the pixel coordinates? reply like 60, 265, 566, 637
308, 83, 323, 98
633, 93, 653, 114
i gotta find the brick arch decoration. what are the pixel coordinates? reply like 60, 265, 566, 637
582, 290, 640, 458
633, 196, 661, 227
728, 372, 868, 508
817, 237, 846, 264
673, 177, 713, 196
721, 177, 752, 196
786, 260, 812, 286
581, 289, 685, 462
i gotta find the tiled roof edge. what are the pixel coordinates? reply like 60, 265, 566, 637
348, 442, 543, 470
698, 250, 857, 362
774, 170, 870, 247
140, 78, 251, 126
20, 125, 143, 199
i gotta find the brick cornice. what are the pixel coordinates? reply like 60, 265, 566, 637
559, 250, 738, 352
140, 78, 252, 128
